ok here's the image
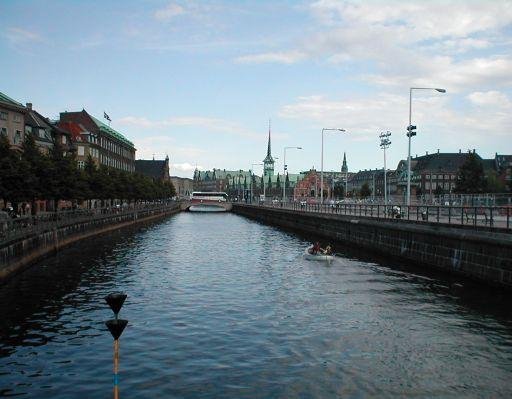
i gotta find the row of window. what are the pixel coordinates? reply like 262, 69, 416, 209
423, 174, 456, 180
424, 182, 455, 190
100, 153, 134, 172
0, 111, 22, 122
100, 136, 134, 160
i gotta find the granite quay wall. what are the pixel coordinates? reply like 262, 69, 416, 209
233, 204, 512, 288
0, 204, 180, 283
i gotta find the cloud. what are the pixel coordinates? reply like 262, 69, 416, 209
118, 115, 261, 138
172, 162, 202, 173
154, 3, 185, 21
235, 1, 512, 91
3, 27, 44, 45
235, 50, 307, 64
467, 90, 512, 108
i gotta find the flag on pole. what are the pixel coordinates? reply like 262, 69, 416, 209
104, 111, 111, 122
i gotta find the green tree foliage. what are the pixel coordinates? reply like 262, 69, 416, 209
360, 182, 371, 198
0, 135, 176, 213
333, 182, 345, 198
485, 170, 507, 193
454, 153, 486, 194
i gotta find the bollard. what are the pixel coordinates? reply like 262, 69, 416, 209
105, 293, 128, 399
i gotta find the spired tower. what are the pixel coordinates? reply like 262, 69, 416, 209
263, 120, 275, 177
341, 152, 348, 173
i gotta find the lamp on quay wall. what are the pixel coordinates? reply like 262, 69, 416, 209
406, 87, 446, 206
283, 146, 302, 203
379, 131, 392, 206
321, 128, 346, 204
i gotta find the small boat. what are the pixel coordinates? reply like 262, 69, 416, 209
303, 247, 335, 262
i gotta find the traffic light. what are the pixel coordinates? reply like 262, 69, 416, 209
284, 164, 288, 171
406, 125, 417, 137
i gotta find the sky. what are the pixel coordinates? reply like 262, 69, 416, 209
1, 0, 511, 178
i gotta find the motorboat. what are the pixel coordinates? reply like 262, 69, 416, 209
303, 247, 335, 262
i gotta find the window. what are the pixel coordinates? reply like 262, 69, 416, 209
14, 130, 22, 144
61, 135, 67, 144
77, 146, 85, 156
13, 114, 21, 123
1, 127, 6, 136
0, 111, 7, 120
77, 161, 85, 169
39, 128, 46, 138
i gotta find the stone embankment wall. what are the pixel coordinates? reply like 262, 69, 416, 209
233, 205, 512, 288
0, 205, 180, 283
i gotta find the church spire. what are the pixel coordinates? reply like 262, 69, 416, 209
266, 119, 272, 158
263, 118, 275, 177
341, 152, 348, 173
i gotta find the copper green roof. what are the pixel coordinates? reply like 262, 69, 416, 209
90, 115, 134, 147
0, 91, 24, 108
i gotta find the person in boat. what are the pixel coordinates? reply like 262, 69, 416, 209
309, 241, 321, 255
322, 244, 332, 255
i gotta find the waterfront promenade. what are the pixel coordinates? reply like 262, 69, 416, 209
257, 201, 512, 231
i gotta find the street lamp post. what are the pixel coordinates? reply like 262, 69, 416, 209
251, 163, 263, 204
321, 128, 346, 204
406, 87, 446, 206
283, 146, 302, 203
380, 131, 391, 206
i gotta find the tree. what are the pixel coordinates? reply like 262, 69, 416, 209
360, 182, 371, 198
333, 182, 345, 198
454, 153, 486, 193
485, 170, 507, 193
276, 173, 281, 191
0, 135, 25, 209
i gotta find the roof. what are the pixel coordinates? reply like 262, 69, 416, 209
0, 91, 25, 110
25, 109, 53, 129
58, 121, 89, 142
412, 152, 472, 173
135, 160, 168, 180
90, 115, 134, 147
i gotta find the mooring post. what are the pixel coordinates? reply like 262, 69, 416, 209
105, 293, 128, 399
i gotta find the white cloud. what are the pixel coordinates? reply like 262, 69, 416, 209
467, 90, 512, 108
118, 115, 261, 138
235, 50, 307, 64
3, 27, 43, 45
235, 1, 512, 92
154, 3, 185, 21
172, 162, 202, 173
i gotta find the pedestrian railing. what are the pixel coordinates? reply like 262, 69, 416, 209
0, 202, 178, 245
251, 202, 512, 232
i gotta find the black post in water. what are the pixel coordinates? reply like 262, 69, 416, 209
105, 293, 128, 399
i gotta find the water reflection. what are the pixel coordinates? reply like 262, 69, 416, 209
1, 213, 511, 398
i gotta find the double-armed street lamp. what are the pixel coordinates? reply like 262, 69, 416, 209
250, 163, 263, 204
283, 146, 302, 203
406, 87, 446, 205
321, 128, 346, 204
379, 131, 392, 205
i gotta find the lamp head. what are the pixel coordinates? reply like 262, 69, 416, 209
435, 88, 446, 93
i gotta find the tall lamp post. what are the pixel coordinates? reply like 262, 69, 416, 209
251, 163, 263, 204
283, 146, 302, 203
321, 128, 346, 204
379, 131, 391, 205
406, 87, 446, 205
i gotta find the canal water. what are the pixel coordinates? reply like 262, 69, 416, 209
1, 212, 512, 398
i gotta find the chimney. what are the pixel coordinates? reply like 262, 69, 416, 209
459, 149, 461, 153
437, 149, 440, 154
473, 149, 475, 154
26, 103, 32, 110
426, 151, 428, 155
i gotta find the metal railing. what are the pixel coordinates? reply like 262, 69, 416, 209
0, 202, 178, 245
252, 201, 512, 231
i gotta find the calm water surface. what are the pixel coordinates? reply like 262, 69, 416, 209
1, 212, 512, 398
